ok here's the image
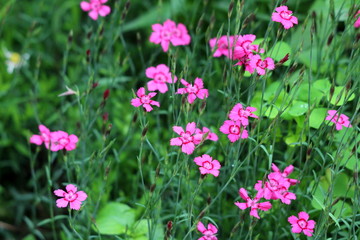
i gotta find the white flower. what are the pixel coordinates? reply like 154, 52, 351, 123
3, 48, 30, 73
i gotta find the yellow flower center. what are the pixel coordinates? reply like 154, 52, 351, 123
9, 53, 21, 64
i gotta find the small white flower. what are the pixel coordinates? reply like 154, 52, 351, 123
3, 48, 30, 73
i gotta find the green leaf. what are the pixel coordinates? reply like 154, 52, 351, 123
309, 108, 328, 129
94, 202, 136, 235
288, 101, 308, 117
284, 133, 306, 147
130, 220, 164, 240
270, 41, 292, 66
327, 86, 355, 106
313, 78, 331, 94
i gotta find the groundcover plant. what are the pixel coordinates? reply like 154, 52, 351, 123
0, 0, 359, 239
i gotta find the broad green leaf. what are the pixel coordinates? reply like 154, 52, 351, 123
327, 86, 355, 106
309, 108, 327, 129
270, 41, 292, 66
94, 202, 136, 235
130, 220, 164, 240
296, 83, 323, 104
284, 133, 306, 147
264, 82, 283, 101
313, 78, 331, 94
288, 101, 308, 117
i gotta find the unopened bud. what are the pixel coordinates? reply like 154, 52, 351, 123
92, 82, 99, 88
207, 196, 212, 205
142, 126, 148, 137
278, 53, 289, 65
156, 165, 160, 177
199, 210, 206, 219
103, 89, 110, 100
289, 64, 297, 74
281, 0, 288, 4
200, 101, 206, 112
327, 33, 334, 46
243, 13, 255, 28
68, 30, 73, 43
102, 112, 109, 122
329, 85, 335, 100
307, 147, 312, 156
87, 31, 92, 39
228, 1, 234, 17
132, 113, 138, 123
105, 124, 112, 136
150, 183, 156, 193
345, 81, 352, 91
105, 166, 110, 176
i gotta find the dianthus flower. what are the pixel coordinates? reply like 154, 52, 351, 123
131, 87, 160, 112
209, 35, 238, 58
229, 103, 258, 125
149, 19, 191, 52
194, 154, 221, 177
255, 172, 291, 200
271, 5, 298, 29
219, 120, 248, 142
3, 48, 30, 74
233, 34, 264, 59
234, 188, 272, 219
146, 64, 177, 93
271, 163, 299, 185
176, 78, 209, 104
197, 221, 218, 240
54, 184, 87, 210
195, 127, 218, 142
288, 212, 316, 236
80, 0, 111, 21
170, 122, 202, 155
355, 11, 360, 28
50, 131, 79, 151
249, 54, 275, 75
30, 125, 52, 149
325, 110, 352, 130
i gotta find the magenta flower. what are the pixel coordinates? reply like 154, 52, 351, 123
234, 188, 272, 219
146, 64, 177, 93
30, 125, 52, 149
229, 103, 258, 126
249, 54, 275, 75
194, 154, 221, 177
80, 0, 111, 21
149, 19, 191, 52
50, 131, 79, 152
288, 212, 316, 236
219, 120, 248, 142
195, 127, 218, 142
254, 172, 291, 200
325, 110, 352, 130
209, 35, 237, 58
233, 34, 264, 59
170, 122, 202, 155
197, 221, 218, 240
271, 163, 299, 185
355, 11, 360, 28
54, 184, 87, 210
271, 5, 298, 29
131, 87, 160, 112
176, 78, 209, 104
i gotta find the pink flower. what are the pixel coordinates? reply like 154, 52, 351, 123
249, 54, 275, 75
271, 6, 298, 29
176, 78, 209, 104
30, 125, 52, 149
197, 221, 218, 240
271, 163, 299, 185
195, 127, 218, 142
170, 122, 202, 155
254, 172, 291, 200
149, 19, 191, 52
219, 120, 248, 142
229, 103, 258, 125
355, 11, 360, 28
80, 0, 111, 21
233, 34, 264, 59
54, 184, 88, 210
194, 154, 221, 177
50, 131, 79, 152
288, 212, 316, 236
209, 35, 237, 58
325, 110, 352, 130
131, 87, 160, 112
234, 188, 272, 219
146, 64, 177, 93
